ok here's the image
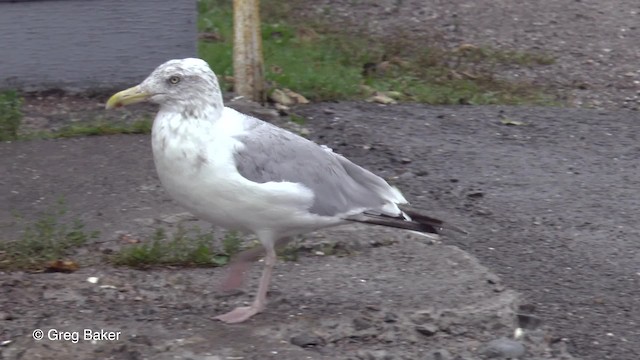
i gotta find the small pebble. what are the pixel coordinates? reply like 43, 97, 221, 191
467, 191, 484, 198
353, 317, 373, 331
415, 324, 438, 336
383, 312, 398, 323
517, 313, 542, 329
356, 349, 392, 360
482, 338, 525, 358
290, 333, 324, 348
424, 349, 452, 360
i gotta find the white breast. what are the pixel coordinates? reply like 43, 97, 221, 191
150, 108, 335, 235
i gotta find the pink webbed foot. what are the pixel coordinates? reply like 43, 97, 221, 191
214, 305, 263, 323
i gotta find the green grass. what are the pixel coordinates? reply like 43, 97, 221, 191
18, 118, 153, 140
0, 200, 100, 270
0, 90, 23, 141
51, 118, 152, 138
197, 0, 558, 105
111, 227, 241, 268
289, 113, 306, 125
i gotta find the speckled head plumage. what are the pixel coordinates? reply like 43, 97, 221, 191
105, 58, 223, 115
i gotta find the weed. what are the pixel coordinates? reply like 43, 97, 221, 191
278, 243, 299, 262
289, 113, 306, 125
112, 226, 241, 268
52, 118, 152, 138
221, 230, 241, 257
0, 199, 100, 270
18, 118, 153, 140
0, 90, 23, 141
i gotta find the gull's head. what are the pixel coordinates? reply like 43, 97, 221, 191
105, 58, 222, 113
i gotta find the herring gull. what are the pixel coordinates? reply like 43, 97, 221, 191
106, 58, 461, 323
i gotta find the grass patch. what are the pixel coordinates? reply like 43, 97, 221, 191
17, 118, 153, 140
51, 118, 152, 138
0, 90, 23, 141
289, 113, 306, 125
198, 0, 558, 105
0, 200, 100, 270
111, 227, 241, 268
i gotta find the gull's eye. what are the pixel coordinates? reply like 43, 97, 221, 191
168, 76, 181, 85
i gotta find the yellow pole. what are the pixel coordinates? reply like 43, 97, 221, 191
233, 0, 265, 103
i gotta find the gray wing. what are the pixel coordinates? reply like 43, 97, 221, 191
233, 117, 402, 217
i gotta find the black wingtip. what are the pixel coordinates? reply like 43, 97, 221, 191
345, 207, 465, 237
346, 214, 441, 235
400, 207, 468, 235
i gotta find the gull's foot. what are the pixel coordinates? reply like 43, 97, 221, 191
214, 305, 262, 323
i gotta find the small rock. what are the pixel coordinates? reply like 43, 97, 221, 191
385, 91, 403, 100
158, 212, 197, 224
0, 311, 13, 320
364, 304, 381, 311
415, 324, 439, 336
486, 273, 501, 285
290, 333, 324, 348
283, 88, 309, 104
356, 349, 393, 360
133, 218, 155, 227
485, 273, 506, 292
424, 349, 452, 360
467, 191, 484, 198
270, 89, 295, 106
475, 208, 493, 216
517, 313, 542, 330
383, 312, 398, 323
368, 93, 397, 105
399, 157, 412, 164
410, 308, 436, 325
514, 327, 524, 339
482, 338, 526, 358
323, 108, 335, 114
274, 103, 289, 115
353, 317, 373, 331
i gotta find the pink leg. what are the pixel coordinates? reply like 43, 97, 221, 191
215, 245, 277, 323
219, 246, 265, 291
219, 237, 293, 291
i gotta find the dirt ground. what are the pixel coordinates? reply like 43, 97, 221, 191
2, 1, 640, 359
3, 103, 640, 360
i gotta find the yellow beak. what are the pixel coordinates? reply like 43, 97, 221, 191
105, 85, 150, 109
